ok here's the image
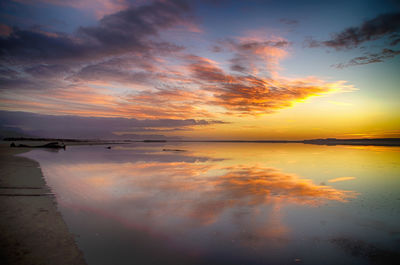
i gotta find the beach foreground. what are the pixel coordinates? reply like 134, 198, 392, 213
0, 144, 86, 265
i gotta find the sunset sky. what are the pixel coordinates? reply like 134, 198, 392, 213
0, 0, 399, 140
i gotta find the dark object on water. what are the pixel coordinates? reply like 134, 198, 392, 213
162, 148, 186, 152
11, 142, 66, 149
106, 146, 111, 149
10, 142, 16, 147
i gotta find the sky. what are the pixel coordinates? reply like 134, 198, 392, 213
0, 0, 399, 140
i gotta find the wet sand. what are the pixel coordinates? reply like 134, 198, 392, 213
0, 144, 86, 265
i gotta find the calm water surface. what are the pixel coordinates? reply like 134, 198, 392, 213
22, 143, 400, 265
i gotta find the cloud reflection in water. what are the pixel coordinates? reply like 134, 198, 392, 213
23, 144, 368, 264
46, 159, 358, 228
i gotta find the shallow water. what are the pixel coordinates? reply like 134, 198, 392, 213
22, 143, 400, 265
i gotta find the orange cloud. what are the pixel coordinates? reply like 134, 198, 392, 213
228, 35, 290, 75
328, 177, 356, 183
187, 55, 355, 115
0, 83, 215, 119
0, 26, 355, 119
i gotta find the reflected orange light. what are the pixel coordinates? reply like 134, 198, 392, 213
49, 161, 358, 227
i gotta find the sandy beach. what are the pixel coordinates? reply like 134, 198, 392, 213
0, 143, 86, 265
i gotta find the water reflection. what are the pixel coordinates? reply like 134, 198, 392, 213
22, 143, 400, 265
38, 160, 357, 226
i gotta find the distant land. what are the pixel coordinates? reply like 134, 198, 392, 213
302, 138, 400, 146
3, 137, 400, 146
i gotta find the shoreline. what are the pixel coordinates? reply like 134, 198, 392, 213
3, 137, 400, 147
0, 145, 86, 265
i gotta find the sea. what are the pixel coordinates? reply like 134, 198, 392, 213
21, 142, 400, 265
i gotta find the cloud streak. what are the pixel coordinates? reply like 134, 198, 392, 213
305, 12, 400, 68
0, 110, 224, 138
308, 12, 400, 50
332, 48, 400, 68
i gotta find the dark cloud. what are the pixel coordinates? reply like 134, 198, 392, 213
70, 62, 152, 85
0, 76, 37, 90
0, 69, 68, 91
67, 55, 165, 85
117, 127, 189, 133
0, 0, 190, 64
76, 0, 189, 55
0, 65, 18, 78
230, 63, 247, 73
390, 37, 400, 46
211, 45, 222, 53
308, 12, 400, 50
216, 38, 290, 53
0, 110, 225, 139
0, 28, 89, 63
24, 64, 71, 78
0, 0, 193, 103
279, 18, 299, 26
305, 12, 400, 68
232, 39, 290, 50
332, 48, 400, 68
